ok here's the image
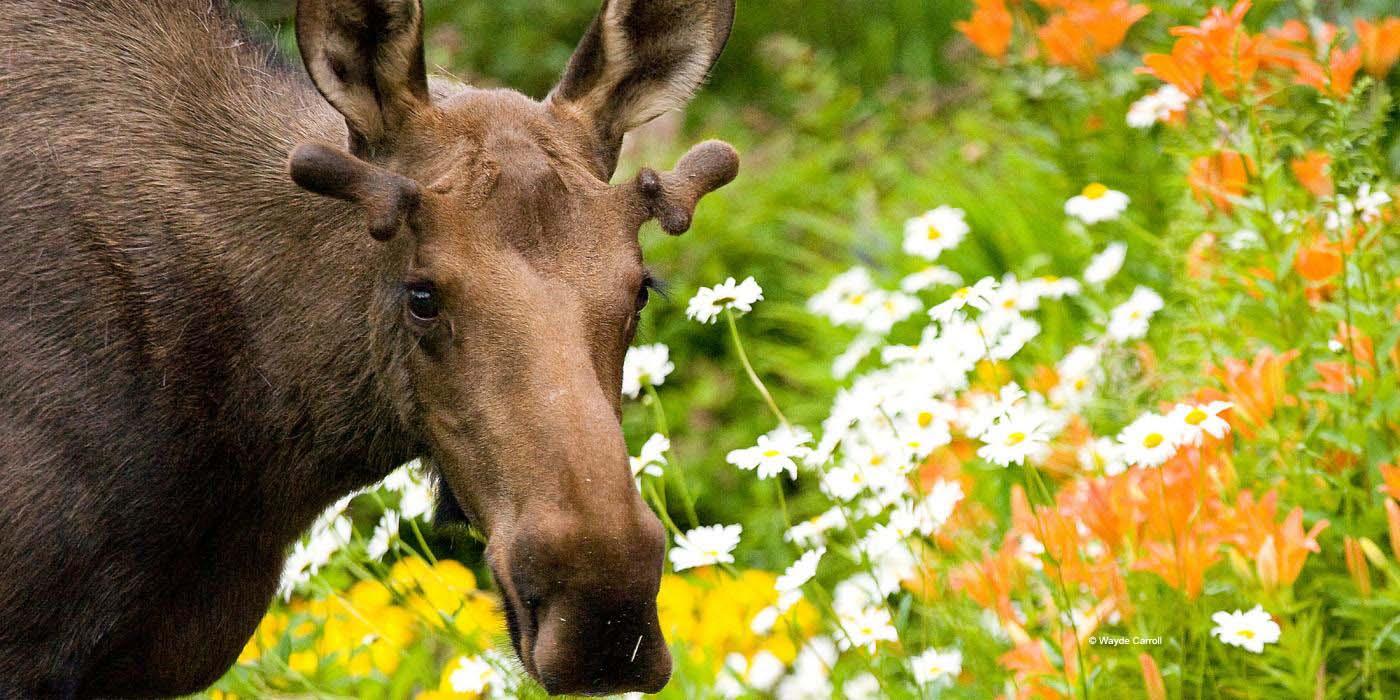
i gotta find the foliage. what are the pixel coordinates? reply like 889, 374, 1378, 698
208, 0, 1400, 698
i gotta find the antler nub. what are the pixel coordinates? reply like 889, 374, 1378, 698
635, 140, 739, 235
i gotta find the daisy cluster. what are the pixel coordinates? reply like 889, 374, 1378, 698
627, 188, 1256, 694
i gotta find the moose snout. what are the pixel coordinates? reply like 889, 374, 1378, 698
495, 502, 671, 695
532, 593, 672, 695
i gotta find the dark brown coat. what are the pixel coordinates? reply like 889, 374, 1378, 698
0, 0, 736, 696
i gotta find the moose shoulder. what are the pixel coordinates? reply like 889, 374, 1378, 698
0, 0, 736, 696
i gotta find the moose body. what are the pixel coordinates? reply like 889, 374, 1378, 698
0, 0, 736, 696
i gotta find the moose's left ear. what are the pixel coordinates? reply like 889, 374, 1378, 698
549, 0, 736, 175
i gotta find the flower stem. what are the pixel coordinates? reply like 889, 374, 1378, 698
724, 309, 789, 427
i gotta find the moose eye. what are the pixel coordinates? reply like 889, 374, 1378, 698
405, 282, 440, 322
636, 272, 660, 313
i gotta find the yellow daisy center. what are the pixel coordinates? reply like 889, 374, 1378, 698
1082, 182, 1110, 199
763, 449, 782, 458
1006, 432, 1027, 446
1238, 629, 1255, 639
850, 293, 866, 305
917, 411, 934, 428
926, 224, 942, 240
953, 287, 971, 299
1185, 408, 1208, 425
1073, 377, 1089, 391
1143, 433, 1165, 448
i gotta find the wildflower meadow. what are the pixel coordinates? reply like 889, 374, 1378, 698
211, 0, 1400, 697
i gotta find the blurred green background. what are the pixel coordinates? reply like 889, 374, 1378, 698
233, 0, 971, 103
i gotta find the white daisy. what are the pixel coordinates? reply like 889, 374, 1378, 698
776, 547, 825, 598
774, 638, 837, 700
726, 425, 814, 480
785, 508, 849, 547
687, 276, 764, 324
832, 334, 880, 379
903, 206, 970, 261
977, 412, 1052, 467
860, 290, 922, 335
1051, 344, 1102, 409
621, 343, 674, 398
1084, 242, 1127, 285
669, 524, 742, 571
716, 651, 785, 697
1078, 437, 1127, 476
365, 510, 400, 560
843, 673, 882, 699
1211, 605, 1281, 653
1106, 286, 1164, 342
1066, 183, 1130, 224
447, 655, 497, 694
1026, 275, 1082, 301
912, 647, 963, 685
820, 464, 871, 502
1117, 412, 1182, 467
910, 479, 965, 535
838, 605, 899, 653
630, 432, 670, 480
1167, 402, 1233, 446
1226, 228, 1262, 250
900, 265, 964, 293
750, 605, 781, 635
1126, 84, 1190, 128
929, 277, 999, 323
1325, 182, 1392, 231
808, 267, 879, 327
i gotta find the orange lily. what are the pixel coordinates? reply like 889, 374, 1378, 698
956, 0, 1014, 60
1252, 507, 1329, 591
1355, 18, 1400, 78
1188, 150, 1253, 214
1038, 1, 1150, 75
1295, 235, 1344, 282
1345, 536, 1373, 597
1379, 463, 1400, 500
1140, 1, 1261, 98
1290, 151, 1332, 197
1208, 348, 1299, 439
1140, 654, 1168, 700
1386, 499, 1400, 561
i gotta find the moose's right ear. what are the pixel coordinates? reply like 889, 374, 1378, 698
296, 0, 430, 159
289, 143, 421, 241
549, 0, 736, 176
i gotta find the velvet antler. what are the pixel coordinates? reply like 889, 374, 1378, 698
634, 140, 739, 235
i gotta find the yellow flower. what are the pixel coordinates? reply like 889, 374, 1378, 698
347, 579, 394, 611
288, 650, 318, 676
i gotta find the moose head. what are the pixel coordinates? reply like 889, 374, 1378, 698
286, 0, 737, 694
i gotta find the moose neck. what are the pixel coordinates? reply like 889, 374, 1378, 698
83, 3, 430, 529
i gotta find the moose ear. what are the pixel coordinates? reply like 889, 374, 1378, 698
289, 143, 422, 241
296, 0, 430, 159
549, 0, 735, 174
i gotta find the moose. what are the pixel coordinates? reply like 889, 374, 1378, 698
0, 0, 737, 696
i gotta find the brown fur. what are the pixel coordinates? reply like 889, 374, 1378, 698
0, 0, 735, 696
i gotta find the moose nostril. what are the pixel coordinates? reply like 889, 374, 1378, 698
530, 605, 672, 696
